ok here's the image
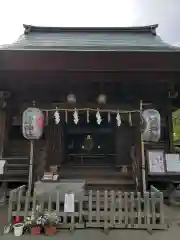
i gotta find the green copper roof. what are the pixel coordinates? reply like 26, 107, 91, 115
1, 24, 178, 51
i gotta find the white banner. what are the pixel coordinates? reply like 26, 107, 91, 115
166, 154, 180, 172
64, 193, 75, 213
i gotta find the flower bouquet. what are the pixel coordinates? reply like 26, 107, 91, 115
43, 211, 60, 236
28, 212, 48, 235
30, 219, 42, 235
4, 222, 13, 235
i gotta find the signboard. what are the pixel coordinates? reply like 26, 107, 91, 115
64, 193, 75, 213
165, 154, 180, 172
0, 160, 6, 175
148, 150, 165, 174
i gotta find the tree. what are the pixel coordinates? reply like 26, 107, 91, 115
172, 109, 180, 143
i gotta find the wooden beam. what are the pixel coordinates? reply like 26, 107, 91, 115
51, 103, 139, 111
0, 50, 180, 71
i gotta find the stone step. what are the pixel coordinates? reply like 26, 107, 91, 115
59, 170, 132, 179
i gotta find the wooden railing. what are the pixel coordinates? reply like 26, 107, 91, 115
8, 185, 168, 232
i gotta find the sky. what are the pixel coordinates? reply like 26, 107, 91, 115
0, 0, 180, 46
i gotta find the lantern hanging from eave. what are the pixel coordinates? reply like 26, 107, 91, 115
22, 107, 44, 140
142, 109, 161, 142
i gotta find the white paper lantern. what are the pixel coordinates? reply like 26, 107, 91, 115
67, 94, 76, 103
142, 109, 161, 142
97, 94, 107, 104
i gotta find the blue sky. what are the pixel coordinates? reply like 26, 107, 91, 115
0, 0, 180, 46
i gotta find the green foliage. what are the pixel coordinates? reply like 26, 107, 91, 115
173, 109, 180, 143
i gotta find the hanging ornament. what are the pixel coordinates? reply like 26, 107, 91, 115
65, 110, 68, 123
116, 111, 121, 127
129, 112, 132, 126
73, 109, 79, 124
86, 109, 90, 123
107, 112, 111, 123
96, 109, 102, 125
54, 108, 60, 124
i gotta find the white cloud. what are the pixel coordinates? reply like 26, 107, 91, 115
0, 0, 137, 45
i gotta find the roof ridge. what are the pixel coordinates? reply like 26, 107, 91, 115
23, 24, 158, 35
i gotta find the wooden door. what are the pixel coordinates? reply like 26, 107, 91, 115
46, 120, 65, 168
115, 124, 133, 167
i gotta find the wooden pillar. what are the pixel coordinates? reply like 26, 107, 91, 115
115, 125, 133, 167
0, 92, 10, 201
140, 100, 147, 193
0, 110, 7, 203
0, 110, 6, 158
134, 100, 147, 193
133, 123, 142, 192
166, 99, 173, 152
44, 119, 65, 170
0, 92, 10, 158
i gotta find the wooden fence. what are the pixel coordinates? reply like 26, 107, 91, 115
8, 185, 168, 231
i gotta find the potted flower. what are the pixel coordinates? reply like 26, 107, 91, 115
30, 220, 42, 235
44, 220, 57, 236
23, 217, 31, 234
27, 209, 46, 235
4, 222, 13, 235
44, 212, 59, 236
30, 215, 47, 235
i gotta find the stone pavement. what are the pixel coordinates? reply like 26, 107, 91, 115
1, 205, 180, 240
1, 226, 180, 240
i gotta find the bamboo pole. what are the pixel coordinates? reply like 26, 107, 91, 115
28, 140, 34, 193
0, 110, 6, 158
140, 100, 146, 193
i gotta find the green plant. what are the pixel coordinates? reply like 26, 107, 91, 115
43, 211, 60, 227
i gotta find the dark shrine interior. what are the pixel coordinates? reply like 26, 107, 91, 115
0, 68, 176, 190
5, 70, 172, 169
0, 70, 174, 102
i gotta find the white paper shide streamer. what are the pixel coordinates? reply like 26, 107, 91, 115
86, 109, 90, 123
73, 109, 79, 124
129, 112, 132, 126
54, 109, 60, 124
47, 106, 140, 126
108, 112, 111, 123
96, 110, 102, 125
116, 112, 121, 127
